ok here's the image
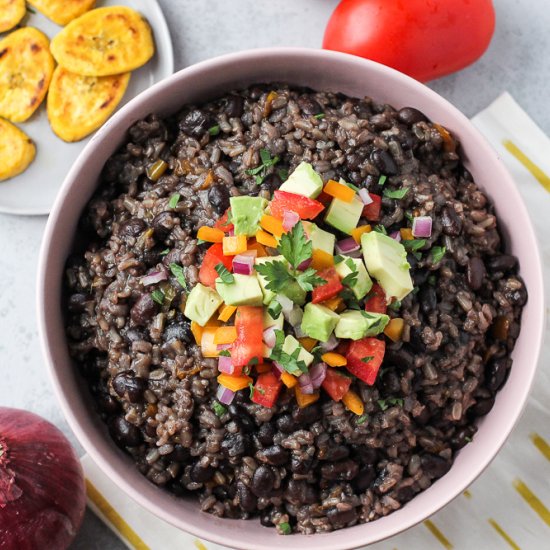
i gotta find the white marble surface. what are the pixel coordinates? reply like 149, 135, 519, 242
0, 1, 548, 547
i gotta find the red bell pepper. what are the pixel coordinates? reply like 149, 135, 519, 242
312, 267, 344, 304
346, 337, 386, 385
364, 283, 387, 314
231, 306, 264, 370
269, 190, 325, 220
214, 209, 234, 233
322, 368, 352, 401
362, 193, 382, 222
251, 371, 283, 408
199, 243, 233, 288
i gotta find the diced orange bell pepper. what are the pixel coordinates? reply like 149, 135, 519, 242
255, 230, 278, 249
247, 240, 268, 257
400, 228, 414, 241
323, 180, 356, 203
311, 249, 334, 270
298, 337, 318, 352
218, 304, 237, 322
295, 386, 320, 408
213, 326, 238, 345
281, 372, 297, 388
342, 390, 364, 415
384, 318, 405, 342
191, 321, 203, 345
197, 226, 224, 243
201, 327, 219, 358
351, 224, 372, 244
322, 296, 343, 311
321, 352, 347, 367
260, 214, 284, 237
222, 235, 247, 256
217, 373, 253, 392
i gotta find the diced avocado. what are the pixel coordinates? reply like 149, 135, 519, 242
309, 223, 336, 256
301, 303, 340, 342
255, 255, 286, 305
325, 196, 364, 235
361, 231, 414, 301
281, 281, 306, 306
282, 334, 314, 368
279, 161, 323, 198
215, 273, 263, 306
263, 307, 284, 330
184, 283, 223, 326
334, 257, 373, 300
229, 196, 268, 236
335, 310, 389, 340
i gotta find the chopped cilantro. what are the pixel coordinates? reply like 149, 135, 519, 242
373, 225, 388, 235
313, 113, 325, 120
383, 187, 410, 200
267, 300, 283, 320
356, 414, 369, 425
334, 254, 345, 265
197, 239, 207, 245
218, 350, 231, 357
431, 246, 447, 264
160, 248, 170, 256
278, 168, 289, 182
208, 125, 220, 136
212, 401, 227, 417
278, 222, 311, 268
169, 263, 188, 291
428, 275, 437, 286
151, 289, 165, 305
245, 148, 280, 184
405, 211, 415, 223
248, 382, 255, 399
465, 436, 473, 443
215, 263, 235, 284
361, 356, 374, 363
269, 330, 308, 375
378, 397, 404, 411
403, 239, 426, 253
346, 181, 360, 192
378, 174, 387, 186
168, 193, 180, 209
341, 258, 359, 288
248, 357, 259, 367
388, 299, 402, 311
279, 522, 292, 535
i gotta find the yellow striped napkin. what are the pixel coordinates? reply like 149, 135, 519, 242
82, 92, 550, 550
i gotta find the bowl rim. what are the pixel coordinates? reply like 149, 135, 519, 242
37, 47, 545, 550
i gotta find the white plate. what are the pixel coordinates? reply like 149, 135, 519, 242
0, 0, 174, 216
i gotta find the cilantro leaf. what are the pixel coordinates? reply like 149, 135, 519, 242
168, 193, 180, 209
378, 397, 404, 411
269, 330, 308, 375
431, 246, 446, 264
378, 175, 387, 186
403, 239, 426, 253
279, 522, 292, 535
215, 263, 235, 284
341, 258, 358, 288
208, 125, 220, 136
151, 289, 165, 305
160, 248, 170, 256
245, 148, 280, 184
388, 299, 402, 311
278, 222, 312, 269
295, 268, 326, 292
383, 187, 409, 199
313, 113, 325, 120
361, 356, 374, 363
278, 168, 289, 182
334, 254, 345, 264
248, 382, 255, 399
356, 414, 369, 425
373, 225, 388, 235
218, 350, 231, 357
169, 263, 188, 291
212, 402, 227, 417
255, 260, 293, 293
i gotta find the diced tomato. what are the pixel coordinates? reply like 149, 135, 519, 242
316, 191, 333, 205
362, 193, 382, 222
364, 283, 387, 314
322, 368, 352, 401
214, 209, 234, 233
270, 190, 325, 220
199, 243, 233, 288
231, 306, 264, 370
251, 372, 283, 408
335, 340, 350, 356
346, 338, 386, 385
312, 267, 344, 304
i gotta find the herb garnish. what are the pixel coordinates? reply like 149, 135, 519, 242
356, 414, 369, 425
378, 175, 387, 186
383, 187, 410, 200
388, 299, 402, 311
341, 258, 359, 288
212, 402, 227, 417
313, 113, 325, 120
151, 289, 165, 305
248, 382, 255, 399
428, 275, 437, 286
215, 263, 235, 284
378, 397, 404, 411
245, 148, 280, 184
361, 356, 374, 363
160, 248, 170, 256
373, 225, 388, 235
169, 263, 188, 291
218, 349, 231, 357
278, 168, 289, 182
269, 330, 308, 375
168, 193, 180, 209
346, 181, 360, 192
267, 300, 283, 320
279, 522, 292, 535
431, 246, 447, 264
208, 125, 220, 136
334, 254, 345, 265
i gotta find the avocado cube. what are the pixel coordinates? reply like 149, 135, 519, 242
335, 310, 389, 340
325, 196, 364, 235
281, 281, 307, 306
279, 161, 323, 198
230, 196, 268, 236
215, 273, 264, 306
263, 307, 284, 330
255, 255, 287, 305
361, 231, 414, 301
301, 303, 340, 342
282, 335, 314, 369
183, 283, 223, 326
310, 223, 336, 256
334, 257, 373, 300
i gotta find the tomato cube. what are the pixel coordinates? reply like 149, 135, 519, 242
322, 368, 352, 401
251, 372, 283, 408
214, 209, 234, 233
364, 283, 387, 314
269, 190, 325, 220
199, 243, 233, 288
231, 306, 264, 369
312, 267, 344, 304
362, 193, 382, 222
346, 338, 386, 385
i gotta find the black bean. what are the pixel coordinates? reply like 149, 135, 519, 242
163, 321, 192, 343
467, 257, 486, 290
144, 422, 157, 438
504, 284, 527, 307
421, 454, 451, 479
224, 95, 244, 118
228, 405, 255, 434
485, 358, 509, 393
385, 348, 415, 370
320, 459, 359, 481
409, 327, 427, 353
327, 507, 358, 528
487, 254, 517, 273
441, 206, 462, 236
260, 512, 274, 527
167, 444, 189, 463
208, 184, 230, 215
256, 422, 275, 446
119, 218, 146, 238
190, 461, 214, 483
292, 403, 321, 424
353, 446, 379, 465
318, 445, 350, 462
297, 95, 323, 116
68, 293, 90, 313
413, 268, 430, 287
141, 246, 162, 265
109, 416, 142, 447
179, 109, 212, 138
130, 293, 157, 325
237, 481, 257, 512
262, 445, 289, 466
112, 372, 146, 403
398, 107, 428, 125
353, 465, 377, 492
353, 100, 372, 119
379, 370, 401, 395
284, 479, 318, 505
260, 173, 282, 195
96, 393, 121, 415
123, 327, 148, 343
221, 433, 251, 458
395, 485, 416, 503
419, 284, 437, 313
290, 455, 314, 475
151, 211, 173, 240
414, 406, 431, 425
371, 148, 398, 175
276, 414, 298, 434
451, 427, 476, 450
251, 465, 275, 497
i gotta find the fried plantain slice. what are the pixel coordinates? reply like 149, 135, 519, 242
0, 0, 26, 33
47, 66, 130, 142
0, 27, 55, 123
27, 0, 96, 26
0, 118, 36, 181
50, 6, 155, 76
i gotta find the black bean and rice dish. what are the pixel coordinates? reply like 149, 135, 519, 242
64, 85, 527, 534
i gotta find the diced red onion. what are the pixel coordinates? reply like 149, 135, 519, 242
216, 384, 236, 405
218, 355, 234, 374
233, 254, 255, 275
390, 231, 402, 242
309, 363, 327, 389
358, 188, 373, 205
336, 237, 360, 255
276, 294, 294, 314
294, 324, 306, 339
297, 258, 312, 271
263, 326, 277, 348
227, 227, 235, 236
412, 216, 433, 238
216, 343, 231, 351
298, 372, 314, 394
239, 250, 258, 258
285, 306, 303, 327
273, 361, 285, 374
141, 267, 168, 286
320, 333, 339, 351
282, 210, 300, 232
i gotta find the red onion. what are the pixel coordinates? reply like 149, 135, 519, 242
309, 363, 327, 389
297, 258, 312, 271
263, 326, 277, 348
336, 237, 360, 255
227, 227, 235, 236
273, 361, 285, 374
285, 306, 304, 328
282, 210, 300, 232
358, 188, 373, 205
141, 266, 168, 286
320, 333, 339, 351
216, 385, 236, 405
390, 231, 402, 242
276, 294, 294, 314
272, 367, 282, 380
412, 216, 433, 238
218, 355, 234, 374
233, 254, 255, 275
239, 250, 258, 258
298, 372, 314, 394
0, 407, 86, 549
294, 324, 306, 339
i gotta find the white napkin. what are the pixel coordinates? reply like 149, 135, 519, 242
82, 92, 550, 550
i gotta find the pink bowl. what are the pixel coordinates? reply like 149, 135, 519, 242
37, 48, 544, 549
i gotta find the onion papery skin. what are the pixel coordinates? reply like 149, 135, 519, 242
0, 407, 86, 550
